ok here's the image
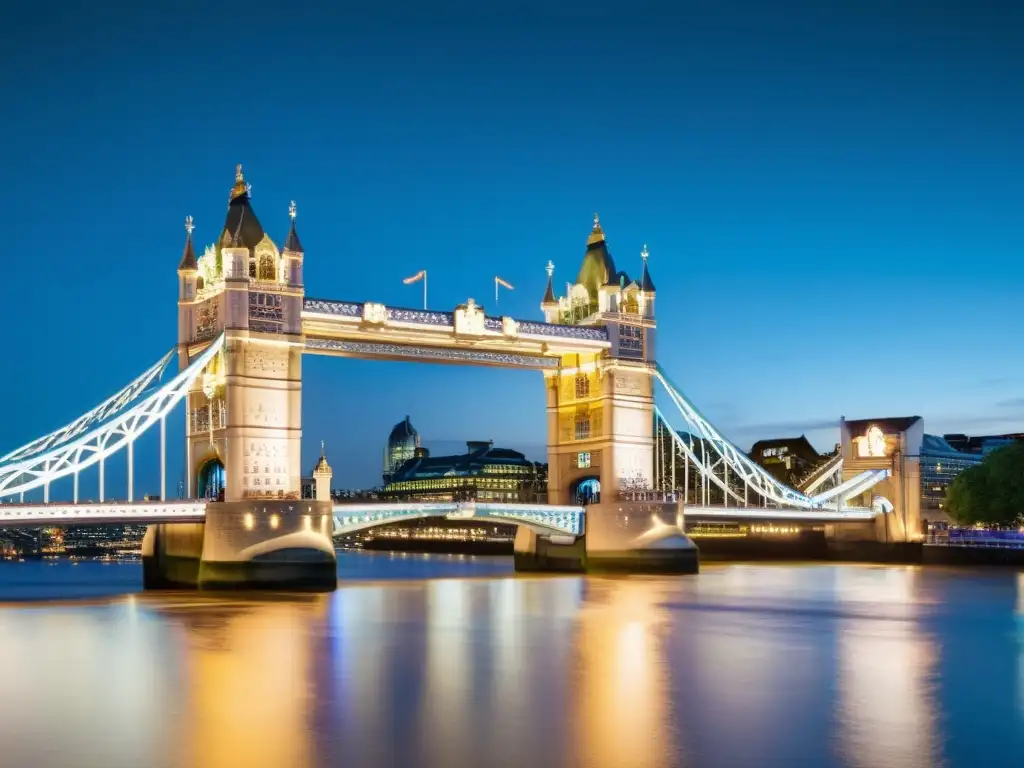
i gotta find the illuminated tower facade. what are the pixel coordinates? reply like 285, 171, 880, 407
177, 166, 305, 502
540, 215, 658, 505
163, 165, 334, 590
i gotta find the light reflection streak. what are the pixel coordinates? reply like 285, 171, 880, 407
1016, 574, 1024, 722
417, 579, 472, 763
571, 580, 674, 768
835, 568, 939, 768
175, 597, 326, 768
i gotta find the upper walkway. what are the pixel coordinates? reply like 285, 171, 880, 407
302, 298, 610, 370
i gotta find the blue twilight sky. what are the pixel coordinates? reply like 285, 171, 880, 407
1, 0, 1023, 496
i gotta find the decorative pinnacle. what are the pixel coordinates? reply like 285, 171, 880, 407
587, 212, 606, 245
641, 244, 648, 262
289, 200, 297, 219
546, 260, 554, 277
320, 439, 325, 457
230, 164, 248, 199
185, 215, 194, 236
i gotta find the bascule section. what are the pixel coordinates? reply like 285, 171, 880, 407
157, 165, 335, 590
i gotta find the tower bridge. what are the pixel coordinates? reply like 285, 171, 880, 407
0, 166, 919, 589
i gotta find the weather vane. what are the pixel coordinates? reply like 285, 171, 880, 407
546, 260, 554, 277
593, 212, 600, 227
641, 244, 648, 262
185, 215, 194, 235
289, 200, 297, 219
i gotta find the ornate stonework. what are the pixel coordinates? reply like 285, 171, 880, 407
454, 298, 486, 336
613, 372, 644, 395
305, 338, 559, 369
244, 348, 288, 377
363, 302, 388, 325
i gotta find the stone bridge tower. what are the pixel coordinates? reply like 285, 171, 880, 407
540, 215, 658, 506
149, 166, 335, 590
518, 216, 694, 573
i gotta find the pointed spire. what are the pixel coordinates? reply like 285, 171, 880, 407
284, 199, 304, 253
541, 260, 556, 305
178, 215, 198, 271
230, 164, 248, 201
587, 212, 605, 246
314, 440, 332, 473
639, 243, 656, 292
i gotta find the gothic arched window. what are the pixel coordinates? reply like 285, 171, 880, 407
248, 258, 257, 279
258, 254, 276, 281
574, 414, 591, 441
623, 293, 640, 315
575, 373, 590, 399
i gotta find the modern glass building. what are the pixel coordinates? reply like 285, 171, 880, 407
381, 440, 547, 504
919, 434, 984, 517
383, 416, 420, 485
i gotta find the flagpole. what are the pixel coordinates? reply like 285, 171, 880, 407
494, 277, 498, 305
423, 270, 428, 310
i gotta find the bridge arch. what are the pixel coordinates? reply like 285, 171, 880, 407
332, 502, 584, 540
197, 457, 225, 501
571, 476, 601, 506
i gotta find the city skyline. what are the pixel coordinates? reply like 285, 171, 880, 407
2, 1, 1023, 492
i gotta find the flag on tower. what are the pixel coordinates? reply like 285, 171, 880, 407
494, 276, 514, 303
403, 270, 426, 285
403, 269, 428, 309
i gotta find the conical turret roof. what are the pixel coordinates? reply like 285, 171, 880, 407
575, 213, 619, 296
219, 164, 266, 251
284, 200, 303, 252
178, 216, 197, 271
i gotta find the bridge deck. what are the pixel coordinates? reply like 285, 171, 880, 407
0, 501, 207, 527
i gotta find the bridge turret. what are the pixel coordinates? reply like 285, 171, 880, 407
282, 200, 304, 287
313, 441, 333, 502
540, 260, 558, 322
639, 244, 656, 320
177, 215, 199, 302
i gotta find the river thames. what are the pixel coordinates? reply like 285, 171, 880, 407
1, 554, 1023, 767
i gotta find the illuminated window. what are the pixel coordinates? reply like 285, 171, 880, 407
575, 415, 591, 441
243, 512, 254, 531
575, 373, 590, 399
577, 452, 591, 469
248, 258, 257, 278
619, 325, 643, 355
269, 513, 279, 530
258, 254, 276, 281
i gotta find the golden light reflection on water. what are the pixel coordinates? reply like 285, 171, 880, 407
171, 596, 329, 768
7, 563, 1024, 767
570, 579, 676, 768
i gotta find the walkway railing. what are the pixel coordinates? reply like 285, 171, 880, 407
926, 532, 1024, 549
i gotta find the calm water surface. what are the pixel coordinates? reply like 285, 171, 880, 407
1, 553, 1023, 768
